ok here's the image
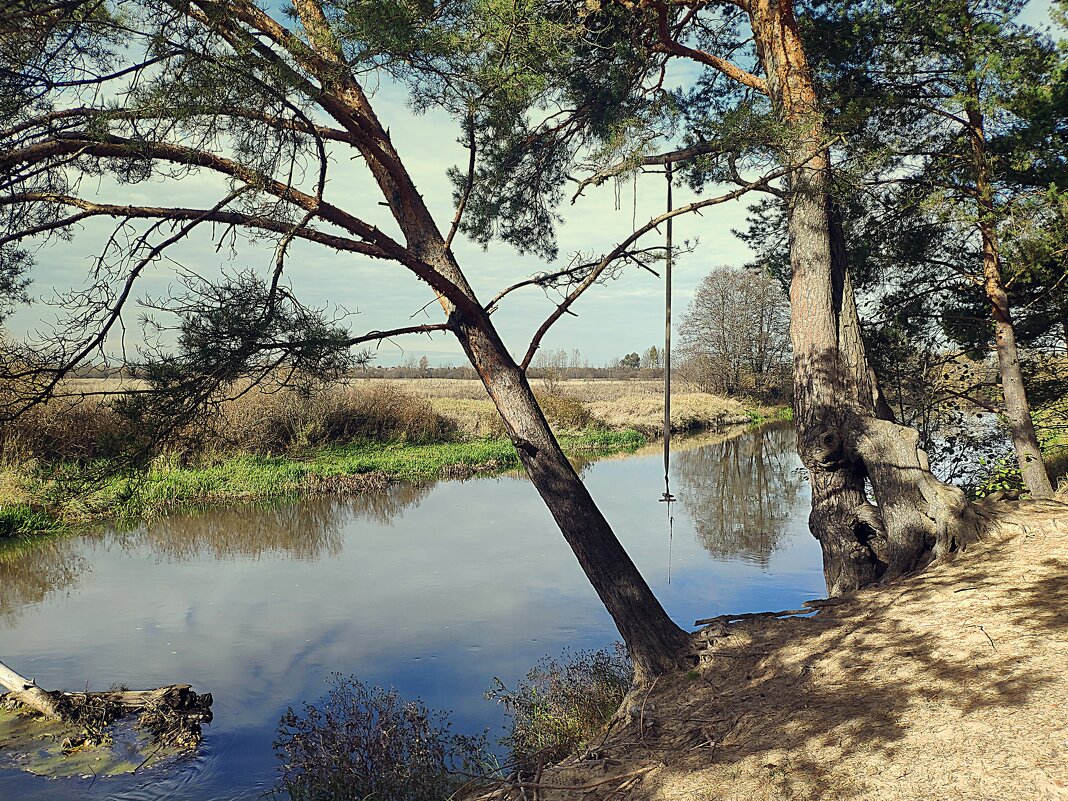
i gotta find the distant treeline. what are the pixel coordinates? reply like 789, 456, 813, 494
72, 363, 670, 382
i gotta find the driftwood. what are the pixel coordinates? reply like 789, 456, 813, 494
694, 599, 839, 627
0, 659, 212, 748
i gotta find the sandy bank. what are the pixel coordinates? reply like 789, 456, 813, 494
475, 496, 1068, 801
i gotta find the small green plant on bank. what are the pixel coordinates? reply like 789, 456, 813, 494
274, 675, 490, 801
966, 405, 1067, 498
486, 645, 632, 773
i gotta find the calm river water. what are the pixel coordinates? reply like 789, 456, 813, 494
0, 424, 825, 800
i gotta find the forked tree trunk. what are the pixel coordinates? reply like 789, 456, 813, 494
748, 0, 986, 593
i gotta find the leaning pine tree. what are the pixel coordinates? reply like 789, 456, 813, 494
0, 0, 734, 679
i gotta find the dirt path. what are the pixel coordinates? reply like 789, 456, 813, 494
479, 497, 1068, 801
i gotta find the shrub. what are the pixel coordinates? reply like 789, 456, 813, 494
275, 675, 488, 801
486, 645, 632, 773
0, 397, 130, 463
209, 382, 457, 453
534, 392, 596, 432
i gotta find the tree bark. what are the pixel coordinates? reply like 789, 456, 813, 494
964, 86, 1054, 499
458, 337, 693, 681
747, 0, 985, 593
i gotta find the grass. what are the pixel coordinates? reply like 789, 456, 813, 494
274, 675, 490, 801
0, 375, 776, 536
487, 645, 633, 773
585, 392, 752, 434
0, 431, 648, 537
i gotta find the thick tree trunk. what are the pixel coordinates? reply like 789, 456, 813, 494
964, 93, 1054, 499
748, 0, 985, 593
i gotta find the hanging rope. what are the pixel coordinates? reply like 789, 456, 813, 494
660, 161, 675, 583
661, 161, 675, 504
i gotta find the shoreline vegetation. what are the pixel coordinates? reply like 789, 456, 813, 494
0, 378, 785, 538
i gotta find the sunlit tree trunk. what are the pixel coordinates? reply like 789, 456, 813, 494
964, 78, 1053, 499
291, 0, 691, 678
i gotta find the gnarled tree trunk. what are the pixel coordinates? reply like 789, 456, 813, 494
748, 0, 986, 594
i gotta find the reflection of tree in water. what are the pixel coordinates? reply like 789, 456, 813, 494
112, 481, 435, 563
0, 537, 87, 625
0, 481, 435, 626
673, 425, 803, 566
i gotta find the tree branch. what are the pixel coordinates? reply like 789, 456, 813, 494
0, 193, 393, 259
344, 323, 453, 347
521, 162, 795, 370
446, 116, 477, 251
651, 3, 767, 94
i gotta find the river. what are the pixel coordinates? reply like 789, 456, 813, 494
0, 423, 825, 800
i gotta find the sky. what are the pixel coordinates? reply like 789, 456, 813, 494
6, 0, 1060, 368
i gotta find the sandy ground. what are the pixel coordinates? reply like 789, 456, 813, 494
476, 496, 1068, 801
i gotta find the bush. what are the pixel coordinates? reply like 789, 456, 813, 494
534, 392, 596, 432
0, 397, 130, 463
486, 645, 632, 773
274, 675, 488, 801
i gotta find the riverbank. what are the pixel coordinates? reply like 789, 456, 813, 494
0, 429, 648, 537
0, 377, 783, 537
472, 493, 1068, 801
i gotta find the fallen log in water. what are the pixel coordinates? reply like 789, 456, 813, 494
0, 659, 212, 748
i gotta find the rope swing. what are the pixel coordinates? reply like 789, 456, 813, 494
660, 161, 676, 505
660, 162, 676, 581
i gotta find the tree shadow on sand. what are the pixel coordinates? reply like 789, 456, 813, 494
524, 511, 1068, 801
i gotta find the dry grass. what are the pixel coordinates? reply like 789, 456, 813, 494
0, 377, 758, 464
209, 382, 455, 452
360, 379, 753, 436
0, 380, 457, 463
587, 393, 750, 434
472, 497, 1068, 801
422, 397, 506, 438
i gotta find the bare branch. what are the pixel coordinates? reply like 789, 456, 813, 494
0, 106, 353, 145
344, 323, 453, 347
572, 140, 778, 202
8, 189, 250, 414
521, 162, 797, 370
446, 116, 477, 251
651, 3, 767, 94
0, 193, 392, 259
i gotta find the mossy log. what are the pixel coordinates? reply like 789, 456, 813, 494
0, 659, 212, 747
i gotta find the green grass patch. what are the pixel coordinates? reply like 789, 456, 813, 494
0, 429, 647, 535
746, 405, 792, 425
0, 504, 62, 539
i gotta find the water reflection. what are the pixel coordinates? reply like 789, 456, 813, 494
0, 481, 434, 626
113, 481, 433, 563
673, 424, 803, 565
0, 426, 824, 801
0, 539, 87, 625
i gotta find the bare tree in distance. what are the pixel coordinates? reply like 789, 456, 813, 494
679, 266, 790, 398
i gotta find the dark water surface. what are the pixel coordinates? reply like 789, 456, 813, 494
0, 424, 824, 800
